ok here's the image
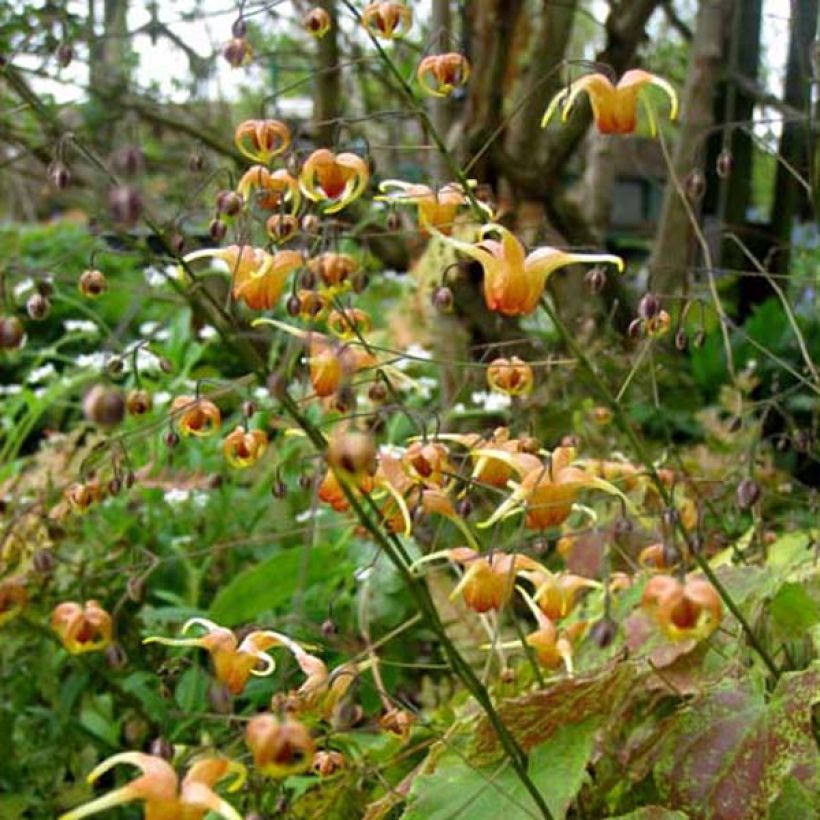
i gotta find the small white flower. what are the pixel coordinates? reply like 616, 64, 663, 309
0, 384, 23, 396
470, 390, 512, 412
198, 325, 219, 341
75, 352, 107, 369
451, 402, 466, 414
64, 319, 99, 335
295, 508, 326, 523
192, 491, 210, 509
163, 488, 191, 506
26, 363, 57, 384
143, 266, 167, 288
153, 390, 172, 405
13, 278, 35, 299
139, 321, 171, 342
354, 566, 374, 583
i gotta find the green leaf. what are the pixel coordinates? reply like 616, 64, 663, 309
610, 809, 689, 820
653, 664, 820, 819
210, 542, 348, 625
770, 582, 819, 632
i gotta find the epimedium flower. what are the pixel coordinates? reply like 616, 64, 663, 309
299, 149, 370, 213
58, 753, 245, 820
327, 307, 373, 339
246, 714, 316, 778
171, 395, 222, 437
520, 569, 600, 621
65, 479, 105, 513
486, 356, 534, 396
183, 245, 304, 311
236, 166, 300, 213
642, 575, 722, 641
417, 52, 470, 97
361, 2, 412, 39
376, 180, 473, 235
234, 118, 291, 163
542, 69, 679, 135
442, 224, 624, 316
223, 426, 268, 469
51, 600, 113, 654
266, 214, 300, 244
303, 7, 332, 38
307, 252, 360, 289
144, 618, 304, 695
313, 750, 345, 777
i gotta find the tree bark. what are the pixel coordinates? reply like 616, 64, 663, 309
313, 0, 341, 147
650, 0, 731, 295
430, 0, 453, 182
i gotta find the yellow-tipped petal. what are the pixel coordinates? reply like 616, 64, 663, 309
59, 786, 140, 820
541, 87, 570, 127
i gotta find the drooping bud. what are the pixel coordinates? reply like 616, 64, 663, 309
368, 381, 388, 402
223, 37, 252, 68
104, 642, 128, 670
674, 328, 688, 351
320, 618, 337, 637
209, 218, 227, 242
386, 211, 402, 232
736, 478, 761, 510
432, 285, 453, 312
79, 268, 107, 298
56, 42, 73, 67
716, 148, 734, 178
590, 617, 617, 648
112, 145, 145, 177
26, 292, 50, 320
127, 389, 153, 416
83, 385, 126, 427
216, 190, 243, 217
231, 17, 247, 38
108, 185, 143, 227
48, 161, 71, 190
149, 737, 174, 761
188, 151, 205, 172
684, 169, 706, 201
627, 318, 644, 339
638, 292, 660, 319
301, 214, 321, 235
584, 265, 606, 294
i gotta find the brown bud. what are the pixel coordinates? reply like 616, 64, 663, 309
33, 549, 56, 574
627, 318, 644, 339
231, 17, 247, 38
674, 328, 688, 351
432, 285, 453, 312
351, 272, 368, 294
242, 400, 257, 419
108, 477, 122, 495
716, 148, 734, 178
223, 37, 251, 68
56, 42, 73, 67
164, 430, 180, 449
168, 233, 185, 257
149, 737, 174, 761
736, 478, 761, 510
216, 190, 243, 216
299, 269, 317, 290
106, 357, 124, 377
386, 211, 402, 232
298, 473, 313, 491
48, 161, 71, 189
271, 479, 287, 498
158, 357, 173, 374
500, 667, 516, 684
638, 292, 660, 319
584, 266, 606, 294
105, 642, 128, 670
79, 268, 107, 298
83, 385, 126, 427
208, 682, 233, 714
590, 617, 617, 648
456, 497, 472, 518
126, 576, 145, 602
108, 185, 143, 227
321, 618, 337, 637
368, 381, 388, 402
127, 389, 153, 416
188, 151, 205, 172
685, 169, 706, 201
112, 145, 145, 177
209, 218, 227, 242
26, 292, 50, 320
286, 295, 301, 317
301, 214, 321, 235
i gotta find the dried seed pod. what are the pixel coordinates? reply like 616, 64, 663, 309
108, 185, 143, 227
83, 385, 126, 427
208, 218, 227, 242
79, 268, 107, 298
127, 389, 153, 416
638, 292, 660, 319
736, 477, 761, 510
432, 285, 453, 312
584, 265, 606, 294
685, 169, 706, 201
716, 148, 734, 178
26, 292, 50, 320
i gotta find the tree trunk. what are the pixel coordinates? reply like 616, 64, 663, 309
430, 0, 453, 182
650, 0, 731, 295
313, 0, 341, 147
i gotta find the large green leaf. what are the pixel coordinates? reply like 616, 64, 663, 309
653, 664, 820, 819
209, 542, 348, 625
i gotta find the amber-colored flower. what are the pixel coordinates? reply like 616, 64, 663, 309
51, 600, 112, 654
542, 70, 678, 135
638, 542, 675, 571
326, 307, 373, 339
79, 269, 107, 298
361, 2, 412, 39
145, 619, 302, 695
525, 615, 584, 671
234, 118, 291, 163
432, 547, 542, 613
379, 707, 414, 740
417, 53, 470, 97
299, 149, 370, 213
310, 336, 376, 397
642, 575, 722, 641
307, 252, 360, 288
402, 441, 453, 489
313, 750, 345, 776
645, 309, 671, 338
523, 570, 599, 621
59, 753, 244, 820
0, 578, 27, 626
246, 714, 315, 778
266, 214, 300, 243
444, 224, 624, 316
223, 426, 268, 469
486, 356, 534, 396
377, 181, 473, 235
293, 288, 330, 320
303, 7, 332, 38
237, 166, 300, 212
171, 395, 222, 437
223, 37, 253, 68
65, 479, 105, 513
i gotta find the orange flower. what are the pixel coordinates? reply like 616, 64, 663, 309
486, 356, 534, 396
309, 336, 376, 397
303, 7, 332, 38
525, 615, 584, 671
0, 578, 27, 626
51, 600, 112, 654
266, 214, 300, 243
642, 575, 722, 641
361, 2, 412, 39
417, 53, 470, 97
65, 479, 104, 513
377, 181, 473, 235
223, 426, 268, 469
246, 714, 316, 778
402, 441, 453, 489
307, 252, 360, 288
299, 149, 370, 213
237, 166, 300, 212
542, 70, 678, 135
444, 224, 624, 316
523, 570, 599, 621
379, 707, 414, 740
234, 118, 291, 163
432, 547, 542, 613
171, 395, 221, 437
313, 750, 345, 776
59, 753, 245, 820
144, 619, 302, 695
327, 307, 373, 339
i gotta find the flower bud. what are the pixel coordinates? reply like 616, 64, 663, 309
168, 232, 185, 256
321, 618, 337, 637
271, 479, 287, 499
692, 329, 706, 348
79, 268, 107, 298
149, 737, 174, 761
108, 477, 122, 495
108, 185, 143, 227
584, 266, 606, 294
106, 356, 124, 377
242, 400, 257, 419
674, 328, 688, 351
303, 8, 332, 38
299, 269, 317, 290
627, 318, 644, 339
188, 151, 204, 172
716, 148, 734, 178
25, 292, 49, 321
33, 549, 56, 574
48, 161, 71, 189
216, 190, 243, 216
208, 681, 233, 714
127, 389, 153, 416
231, 17, 247, 38
386, 211, 402, 232
223, 37, 252, 68
638, 292, 660, 319
83, 385, 126, 427
126, 576, 145, 602
500, 667, 516, 683
56, 42, 73, 67
209, 218, 227, 242
112, 145, 145, 177
432, 285, 453, 312
104, 642, 128, 670
685, 169, 706, 201
301, 214, 321, 235
736, 478, 761, 510
368, 381, 388, 402
164, 430, 180, 449
351, 272, 368, 294
286, 295, 301, 317
590, 617, 617, 648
